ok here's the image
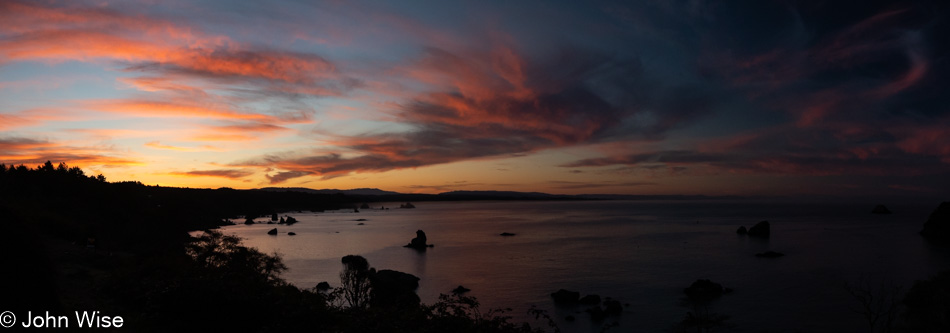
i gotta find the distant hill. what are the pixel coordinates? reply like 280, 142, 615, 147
259, 187, 402, 196
437, 190, 572, 199
258, 187, 744, 202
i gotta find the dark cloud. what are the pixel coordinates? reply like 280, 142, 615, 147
170, 169, 254, 179
265, 170, 312, 184
558, 0, 950, 193
244, 44, 721, 182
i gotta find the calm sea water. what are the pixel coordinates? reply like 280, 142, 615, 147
220, 200, 950, 332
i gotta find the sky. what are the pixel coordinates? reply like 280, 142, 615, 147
1, 0, 948, 198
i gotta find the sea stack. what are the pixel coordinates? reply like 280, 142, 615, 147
684, 279, 728, 301
921, 202, 950, 243
404, 229, 432, 250
551, 289, 580, 303
267, 228, 278, 235
747, 221, 770, 238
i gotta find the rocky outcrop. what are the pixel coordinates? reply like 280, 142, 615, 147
267, 228, 278, 235
404, 230, 433, 250
747, 221, 770, 238
288, 232, 296, 236
551, 289, 580, 304
872, 204, 892, 214
684, 279, 728, 302
579, 294, 601, 305
400, 202, 416, 209
586, 299, 623, 321
370, 269, 421, 309
499, 232, 516, 236
603, 299, 623, 316
360, 203, 370, 209
736, 226, 747, 234
921, 202, 950, 243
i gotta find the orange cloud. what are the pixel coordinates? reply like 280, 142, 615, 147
0, 1, 340, 91
183, 122, 293, 143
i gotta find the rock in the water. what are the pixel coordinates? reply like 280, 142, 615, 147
872, 204, 892, 214
374, 269, 420, 290
271, 213, 278, 221
244, 218, 255, 225
360, 203, 370, 209
267, 228, 278, 235
283, 216, 298, 225
404, 229, 432, 250
316, 281, 331, 291
736, 226, 747, 234
400, 202, 416, 209
500, 232, 516, 236
452, 285, 471, 294
603, 299, 623, 316
370, 269, 421, 308
921, 202, 950, 242
357, 222, 365, 225
587, 306, 606, 321
551, 289, 580, 303
684, 279, 726, 302
288, 232, 296, 236
755, 251, 784, 258
747, 221, 770, 238
579, 294, 601, 305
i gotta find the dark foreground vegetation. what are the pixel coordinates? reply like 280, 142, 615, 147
0, 162, 549, 332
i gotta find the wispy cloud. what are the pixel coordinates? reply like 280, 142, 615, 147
240, 38, 716, 182
0, 136, 140, 167
169, 169, 254, 179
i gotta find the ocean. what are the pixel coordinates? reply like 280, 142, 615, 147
220, 200, 950, 332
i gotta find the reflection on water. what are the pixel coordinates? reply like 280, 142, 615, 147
221, 200, 950, 332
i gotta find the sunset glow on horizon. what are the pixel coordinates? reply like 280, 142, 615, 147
2, 0, 948, 197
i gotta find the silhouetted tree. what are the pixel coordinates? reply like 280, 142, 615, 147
339, 255, 374, 309
844, 278, 903, 333
186, 229, 287, 284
